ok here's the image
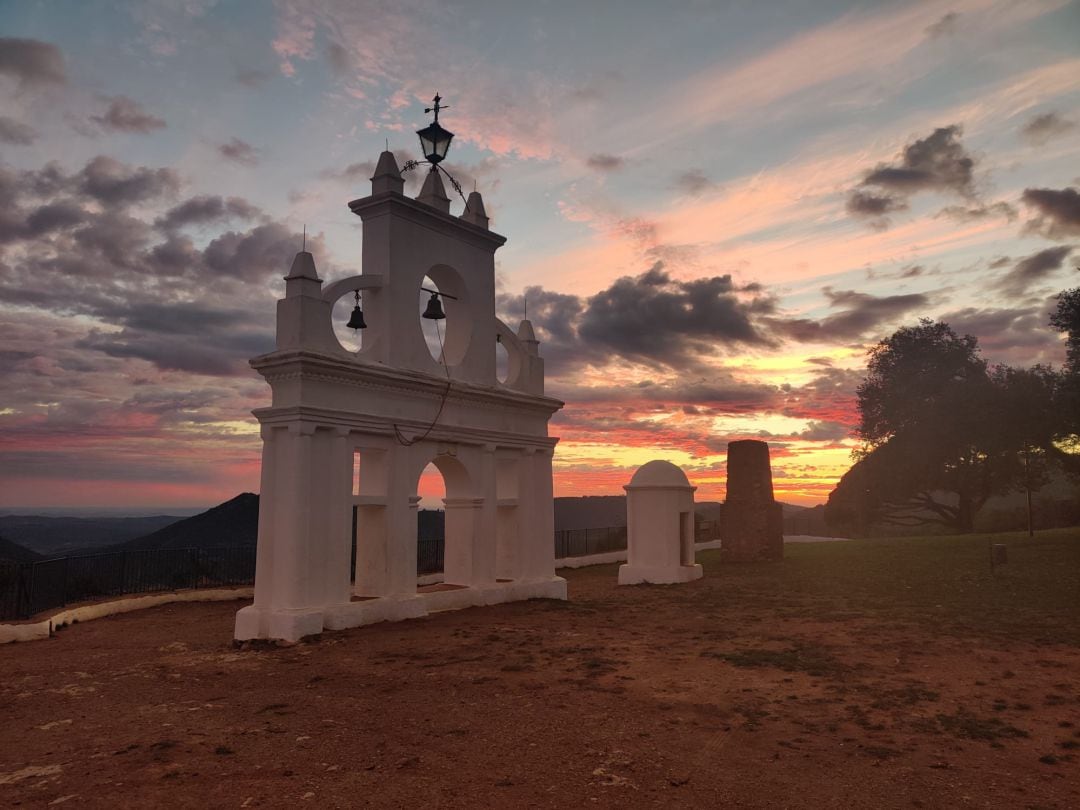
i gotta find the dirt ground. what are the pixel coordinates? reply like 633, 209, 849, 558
1, 561, 1078, 809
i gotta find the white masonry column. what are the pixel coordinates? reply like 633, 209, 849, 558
443, 497, 482, 586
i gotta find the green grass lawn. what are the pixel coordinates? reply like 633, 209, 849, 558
694, 527, 1080, 646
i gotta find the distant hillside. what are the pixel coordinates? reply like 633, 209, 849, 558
554, 496, 626, 530
120, 493, 259, 550
0, 514, 183, 556
0, 534, 42, 563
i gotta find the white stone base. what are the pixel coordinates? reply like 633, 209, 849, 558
239, 577, 568, 640
617, 563, 703, 585
234, 604, 327, 642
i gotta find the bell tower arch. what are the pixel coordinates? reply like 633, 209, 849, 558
234, 148, 565, 643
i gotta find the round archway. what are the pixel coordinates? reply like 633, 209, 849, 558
418, 264, 470, 368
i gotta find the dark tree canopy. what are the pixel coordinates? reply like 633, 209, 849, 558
1048, 286, 1080, 472
1050, 286, 1080, 375
829, 318, 1077, 535
856, 319, 986, 446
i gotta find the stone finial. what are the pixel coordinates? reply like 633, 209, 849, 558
461, 190, 489, 228
284, 250, 320, 281
517, 319, 540, 356
370, 150, 404, 195
417, 168, 451, 213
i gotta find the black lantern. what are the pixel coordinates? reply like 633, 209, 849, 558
416, 93, 454, 165
347, 289, 367, 329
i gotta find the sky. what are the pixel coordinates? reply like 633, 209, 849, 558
1, 0, 1078, 512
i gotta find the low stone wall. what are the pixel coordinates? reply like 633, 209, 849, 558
556, 539, 722, 570
0, 587, 254, 645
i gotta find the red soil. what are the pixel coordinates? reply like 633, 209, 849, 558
1, 563, 1078, 808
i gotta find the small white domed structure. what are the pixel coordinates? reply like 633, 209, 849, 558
618, 460, 703, 585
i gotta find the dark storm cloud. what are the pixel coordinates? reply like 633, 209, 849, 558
578, 264, 775, 366
202, 222, 306, 281
780, 366, 863, 423
553, 376, 779, 409
155, 195, 263, 231
937, 201, 1017, 223
847, 125, 979, 227
0, 38, 67, 87
78, 156, 181, 206
320, 160, 377, 183
235, 66, 271, 87
940, 304, 1063, 364
862, 125, 974, 195
0, 116, 38, 145
1022, 187, 1080, 240
218, 137, 260, 167
324, 39, 351, 75
770, 289, 930, 343
79, 302, 274, 376
757, 419, 853, 443
25, 201, 87, 236
90, 96, 167, 133
0, 155, 313, 379
924, 12, 959, 39
992, 246, 1074, 297
673, 169, 714, 195
845, 190, 907, 224
585, 153, 624, 172
497, 266, 775, 371
1020, 112, 1075, 146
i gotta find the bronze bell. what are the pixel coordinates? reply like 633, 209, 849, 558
421, 292, 446, 320
347, 304, 367, 329
347, 290, 367, 329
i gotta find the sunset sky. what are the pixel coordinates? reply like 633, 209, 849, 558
1, 0, 1078, 512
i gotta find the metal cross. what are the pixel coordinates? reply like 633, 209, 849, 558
424, 93, 448, 122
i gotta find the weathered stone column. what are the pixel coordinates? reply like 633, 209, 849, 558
722, 440, 783, 562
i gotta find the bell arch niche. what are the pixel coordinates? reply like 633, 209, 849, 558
418, 265, 471, 369
234, 148, 565, 643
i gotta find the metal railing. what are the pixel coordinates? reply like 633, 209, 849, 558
553, 519, 721, 560
0, 519, 725, 621
0, 546, 256, 621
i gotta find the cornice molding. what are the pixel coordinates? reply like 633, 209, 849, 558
347, 192, 507, 251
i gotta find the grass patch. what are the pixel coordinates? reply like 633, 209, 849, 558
703, 644, 846, 676
693, 527, 1080, 645
936, 709, 1029, 742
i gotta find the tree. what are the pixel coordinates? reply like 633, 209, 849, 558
1048, 286, 1080, 475
832, 320, 1015, 534
1050, 286, 1080, 375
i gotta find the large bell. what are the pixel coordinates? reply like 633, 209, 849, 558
346, 289, 367, 329
347, 304, 367, 329
421, 292, 446, 320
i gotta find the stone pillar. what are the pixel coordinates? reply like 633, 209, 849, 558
443, 497, 482, 586
722, 440, 783, 562
235, 423, 331, 642
517, 448, 557, 581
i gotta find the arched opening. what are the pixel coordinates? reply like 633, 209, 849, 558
418, 265, 471, 368
419, 275, 445, 364
413, 452, 476, 587
331, 290, 366, 353
417, 461, 446, 576
495, 336, 509, 384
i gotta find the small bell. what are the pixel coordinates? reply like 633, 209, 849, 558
421, 291, 446, 320
347, 290, 367, 329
